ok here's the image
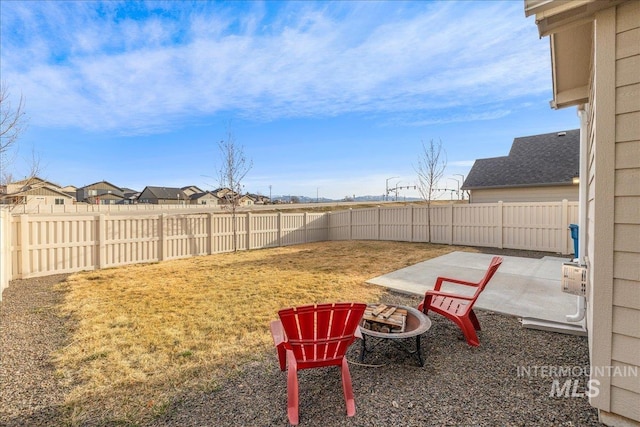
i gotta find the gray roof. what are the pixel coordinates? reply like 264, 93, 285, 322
462, 129, 580, 190
142, 186, 188, 200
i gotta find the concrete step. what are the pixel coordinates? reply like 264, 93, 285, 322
520, 317, 587, 336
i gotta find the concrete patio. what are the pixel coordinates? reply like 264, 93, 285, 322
366, 251, 587, 335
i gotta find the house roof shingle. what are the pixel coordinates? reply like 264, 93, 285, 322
462, 129, 580, 190
142, 186, 188, 200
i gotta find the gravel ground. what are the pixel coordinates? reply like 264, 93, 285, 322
0, 274, 73, 427
1, 249, 604, 427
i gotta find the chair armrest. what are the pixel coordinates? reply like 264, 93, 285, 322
434, 276, 479, 291
271, 320, 288, 371
426, 289, 475, 301
270, 320, 286, 347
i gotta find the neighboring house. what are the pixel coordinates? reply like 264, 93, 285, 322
189, 191, 221, 205
180, 186, 222, 205
138, 186, 189, 204
77, 181, 125, 205
211, 187, 254, 206
181, 185, 205, 197
525, 1, 639, 426
463, 130, 580, 203
121, 188, 139, 204
247, 194, 271, 205
6, 177, 61, 194
1, 177, 74, 206
237, 195, 254, 207
211, 187, 236, 200
60, 185, 78, 201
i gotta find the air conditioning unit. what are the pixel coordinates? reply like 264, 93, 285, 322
561, 263, 588, 296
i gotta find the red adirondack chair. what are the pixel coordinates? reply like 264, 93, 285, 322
417, 256, 503, 347
270, 302, 367, 425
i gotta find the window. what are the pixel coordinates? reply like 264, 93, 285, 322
55, 198, 64, 205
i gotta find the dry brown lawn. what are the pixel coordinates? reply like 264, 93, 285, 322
54, 240, 478, 425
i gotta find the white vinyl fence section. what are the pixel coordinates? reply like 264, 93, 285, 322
2, 202, 578, 292
327, 201, 577, 251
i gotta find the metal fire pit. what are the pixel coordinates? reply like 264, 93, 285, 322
359, 305, 431, 366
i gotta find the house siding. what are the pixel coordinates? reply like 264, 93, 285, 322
609, 2, 640, 423
586, 5, 617, 418
528, 1, 640, 423
469, 185, 578, 203
588, 1, 640, 424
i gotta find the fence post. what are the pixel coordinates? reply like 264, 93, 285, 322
449, 203, 454, 245
377, 206, 381, 241
497, 201, 504, 249
561, 199, 569, 254
97, 214, 106, 269
403, 205, 409, 242
159, 213, 167, 261
349, 209, 353, 240
409, 205, 414, 242
277, 212, 282, 247
246, 212, 252, 250
304, 212, 308, 243
208, 213, 215, 255
19, 214, 30, 278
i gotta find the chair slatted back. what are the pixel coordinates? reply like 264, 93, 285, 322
475, 256, 503, 296
278, 303, 366, 367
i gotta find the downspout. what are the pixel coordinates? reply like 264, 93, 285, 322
577, 106, 588, 266
566, 105, 588, 323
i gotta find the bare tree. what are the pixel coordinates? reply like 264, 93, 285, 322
415, 139, 447, 243
1, 83, 27, 185
217, 129, 252, 252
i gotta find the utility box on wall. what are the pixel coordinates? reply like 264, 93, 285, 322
561, 263, 588, 296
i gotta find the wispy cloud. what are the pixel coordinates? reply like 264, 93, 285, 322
1, 1, 550, 135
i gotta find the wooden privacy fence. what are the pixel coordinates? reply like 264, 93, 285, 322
0, 201, 578, 299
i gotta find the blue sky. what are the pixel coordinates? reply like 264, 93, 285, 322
0, 0, 578, 200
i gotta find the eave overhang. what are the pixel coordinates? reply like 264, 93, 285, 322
523, 0, 624, 110
525, 0, 625, 36
549, 22, 592, 109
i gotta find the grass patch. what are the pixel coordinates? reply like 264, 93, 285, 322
54, 240, 473, 424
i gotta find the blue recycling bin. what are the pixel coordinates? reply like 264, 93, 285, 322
569, 224, 579, 258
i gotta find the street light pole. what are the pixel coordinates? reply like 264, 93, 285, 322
385, 176, 399, 201
454, 174, 466, 200
448, 178, 460, 200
